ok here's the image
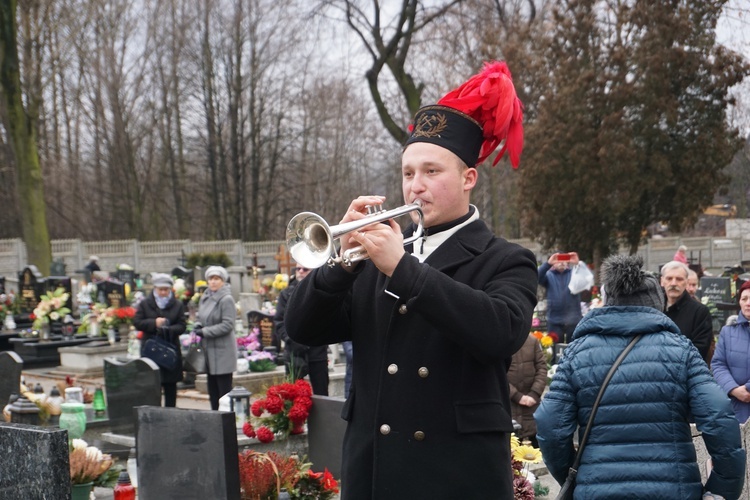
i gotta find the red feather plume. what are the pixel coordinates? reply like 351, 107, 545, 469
437, 61, 524, 168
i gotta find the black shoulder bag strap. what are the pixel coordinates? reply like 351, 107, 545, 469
568, 334, 643, 478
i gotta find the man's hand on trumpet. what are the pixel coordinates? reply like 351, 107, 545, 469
340, 195, 405, 277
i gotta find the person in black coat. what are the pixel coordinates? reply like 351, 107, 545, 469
274, 266, 329, 395
133, 273, 186, 407
285, 62, 537, 499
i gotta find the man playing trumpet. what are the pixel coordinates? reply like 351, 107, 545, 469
285, 62, 538, 499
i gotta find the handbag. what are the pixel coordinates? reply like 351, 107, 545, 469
555, 334, 643, 500
184, 340, 207, 374
142, 334, 180, 371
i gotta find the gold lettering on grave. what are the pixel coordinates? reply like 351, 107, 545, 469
259, 318, 274, 347
108, 292, 123, 309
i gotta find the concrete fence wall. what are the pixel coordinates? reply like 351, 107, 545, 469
0, 235, 748, 287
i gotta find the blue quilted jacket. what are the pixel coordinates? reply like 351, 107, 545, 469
535, 306, 745, 500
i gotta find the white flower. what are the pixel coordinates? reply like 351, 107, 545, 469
85, 446, 103, 462
72, 439, 88, 450
49, 311, 60, 321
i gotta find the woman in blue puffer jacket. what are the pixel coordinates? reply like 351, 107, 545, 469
535, 255, 745, 500
712, 280, 750, 423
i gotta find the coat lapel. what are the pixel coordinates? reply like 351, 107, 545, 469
423, 220, 493, 272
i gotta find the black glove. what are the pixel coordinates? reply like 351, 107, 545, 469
192, 323, 203, 336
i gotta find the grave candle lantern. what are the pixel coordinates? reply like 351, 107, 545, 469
227, 386, 252, 430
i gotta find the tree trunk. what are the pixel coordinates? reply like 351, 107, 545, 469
0, 0, 51, 274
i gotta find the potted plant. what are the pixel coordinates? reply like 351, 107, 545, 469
69, 439, 114, 500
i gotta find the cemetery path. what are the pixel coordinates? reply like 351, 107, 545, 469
20, 366, 212, 410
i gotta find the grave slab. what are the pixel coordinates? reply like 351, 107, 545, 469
104, 357, 161, 435
0, 351, 22, 407
0, 422, 70, 499
136, 406, 240, 500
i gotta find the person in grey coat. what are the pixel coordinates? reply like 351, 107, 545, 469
194, 266, 237, 410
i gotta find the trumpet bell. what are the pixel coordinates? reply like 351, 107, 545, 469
286, 212, 335, 269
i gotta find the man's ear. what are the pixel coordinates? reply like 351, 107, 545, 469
464, 167, 478, 191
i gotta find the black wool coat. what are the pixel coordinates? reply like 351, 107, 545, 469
134, 293, 186, 383
286, 220, 538, 499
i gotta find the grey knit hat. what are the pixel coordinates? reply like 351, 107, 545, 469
151, 273, 173, 288
205, 266, 229, 282
601, 255, 665, 312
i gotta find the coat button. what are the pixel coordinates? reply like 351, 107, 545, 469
398, 304, 408, 314
388, 364, 398, 374
418, 367, 429, 378
413, 431, 425, 441
380, 424, 391, 435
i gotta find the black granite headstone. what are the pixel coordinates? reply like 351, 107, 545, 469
49, 258, 66, 277
114, 269, 136, 289
46, 276, 73, 311
0, 277, 5, 294
307, 395, 346, 479
0, 423, 69, 499
102, 279, 128, 307
701, 277, 734, 322
104, 357, 161, 435
0, 351, 22, 408
17, 265, 45, 315
247, 311, 278, 351
136, 406, 240, 500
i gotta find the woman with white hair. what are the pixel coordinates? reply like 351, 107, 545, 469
194, 266, 237, 410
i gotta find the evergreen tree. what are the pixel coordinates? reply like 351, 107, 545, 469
520, 0, 749, 267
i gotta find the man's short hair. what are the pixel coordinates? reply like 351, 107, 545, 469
687, 269, 698, 280
660, 260, 689, 278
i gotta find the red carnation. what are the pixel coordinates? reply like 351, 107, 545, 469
295, 396, 313, 411
548, 332, 559, 343
255, 426, 274, 443
288, 403, 309, 424
251, 399, 265, 417
264, 395, 284, 414
322, 468, 339, 493
294, 379, 313, 398
242, 422, 255, 438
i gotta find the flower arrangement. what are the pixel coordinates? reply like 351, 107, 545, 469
244, 379, 313, 443
531, 331, 558, 367
248, 351, 276, 372
510, 434, 544, 500
0, 292, 16, 324
173, 278, 191, 302
238, 328, 276, 372
32, 287, 72, 329
258, 273, 289, 305
238, 451, 339, 500
69, 439, 113, 485
190, 280, 207, 305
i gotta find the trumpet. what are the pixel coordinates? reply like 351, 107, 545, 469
286, 201, 424, 269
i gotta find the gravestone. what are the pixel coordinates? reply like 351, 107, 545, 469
171, 266, 195, 294
17, 266, 45, 327
307, 395, 347, 479
0, 351, 23, 408
0, 423, 70, 499
700, 277, 734, 323
49, 258, 66, 277
104, 357, 161, 435
247, 310, 278, 351
0, 276, 5, 294
114, 269, 136, 290
136, 406, 240, 500
274, 244, 295, 275
46, 276, 73, 311
102, 279, 128, 307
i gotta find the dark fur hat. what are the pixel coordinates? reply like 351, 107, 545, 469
601, 255, 665, 312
